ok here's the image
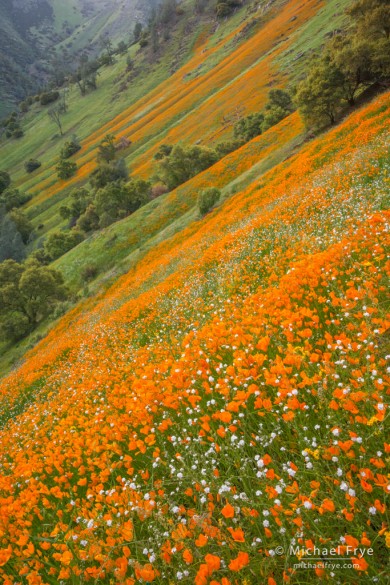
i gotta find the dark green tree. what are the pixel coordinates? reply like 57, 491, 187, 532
8, 209, 34, 244
157, 145, 218, 190
0, 171, 11, 195
24, 159, 42, 174
295, 63, 345, 127
56, 159, 77, 180
0, 260, 68, 340
44, 230, 84, 261
198, 188, 221, 216
234, 112, 264, 141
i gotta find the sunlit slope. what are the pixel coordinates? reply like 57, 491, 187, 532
0, 93, 388, 584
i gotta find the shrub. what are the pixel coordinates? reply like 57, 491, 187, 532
0, 171, 11, 195
44, 230, 84, 260
0, 188, 32, 211
198, 187, 221, 216
56, 159, 77, 180
61, 137, 81, 159
25, 159, 42, 173
81, 264, 99, 282
234, 112, 264, 141
157, 145, 219, 190
40, 91, 60, 106
215, 139, 244, 158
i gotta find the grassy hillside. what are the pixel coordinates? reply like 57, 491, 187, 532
0, 88, 388, 585
0, 0, 151, 116
0, 0, 389, 583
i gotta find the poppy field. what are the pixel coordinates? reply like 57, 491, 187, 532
0, 88, 389, 585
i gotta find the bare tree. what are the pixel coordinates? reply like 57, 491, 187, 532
48, 107, 64, 136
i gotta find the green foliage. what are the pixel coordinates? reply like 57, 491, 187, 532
215, 140, 244, 158
133, 22, 143, 43
198, 187, 221, 215
40, 91, 60, 106
94, 178, 151, 225
234, 112, 264, 141
56, 159, 77, 180
24, 159, 42, 174
262, 105, 289, 132
154, 144, 173, 161
60, 136, 81, 159
0, 210, 25, 263
72, 58, 100, 96
0, 188, 31, 212
97, 134, 117, 163
44, 230, 84, 261
267, 89, 294, 112
0, 259, 67, 340
296, 62, 345, 127
117, 41, 128, 55
216, 0, 242, 18
90, 159, 128, 190
8, 209, 34, 244
0, 171, 11, 195
157, 144, 219, 190
76, 205, 100, 233
295, 0, 390, 127
2, 112, 24, 140
59, 188, 92, 224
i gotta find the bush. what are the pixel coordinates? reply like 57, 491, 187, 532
61, 137, 81, 159
216, 0, 242, 18
157, 145, 219, 190
234, 112, 264, 142
25, 159, 42, 173
81, 264, 99, 282
90, 159, 128, 189
44, 230, 84, 260
40, 91, 60, 106
198, 187, 221, 216
215, 139, 244, 158
0, 259, 68, 341
12, 128, 24, 139
0, 188, 32, 211
0, 171, 11, 195
56, 159, 77, 180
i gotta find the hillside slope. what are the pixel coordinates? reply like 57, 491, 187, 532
0, 0, 389, 583
0, 90, 389, 583
0, 0, 152, 115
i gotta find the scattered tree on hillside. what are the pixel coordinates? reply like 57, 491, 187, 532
157, 144, 219, 190
216, 0, 242, 18
296, 63, 345, 127
198, 187, 221, 216
44, 230, 84, 261
8, 210, 34, 244
0, 171, 11, 195
0, 259, 67, 341
0, 210, 26, 263
97, 134, 117, 163
48, 106, 64, 136
72, 56, 99, 96
295, 0, 390, 128
234, 112, 264, 141
133, 22, 143, 44
99, 34, 115, 66
56, 159, 77, 180
24, 159, 42, 174
0, 188, 31, 211
61, 136, 81, 159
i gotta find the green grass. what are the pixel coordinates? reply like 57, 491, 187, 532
276, 0, 351, 83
